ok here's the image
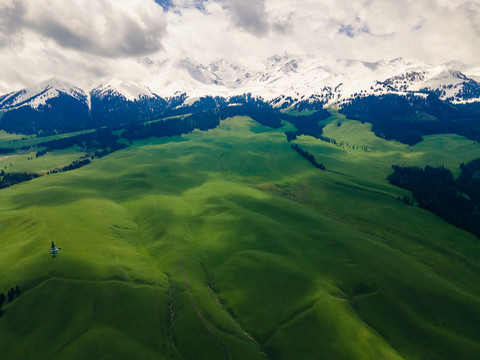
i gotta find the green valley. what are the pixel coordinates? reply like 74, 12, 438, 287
0, 113, 480, 360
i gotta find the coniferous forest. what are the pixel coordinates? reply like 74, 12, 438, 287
388, 159, 480, 238
341, 94, 480, 145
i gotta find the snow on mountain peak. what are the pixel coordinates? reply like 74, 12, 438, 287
2, 55, 480, 112
92, 79, 156, 101
0, 78, 88, 110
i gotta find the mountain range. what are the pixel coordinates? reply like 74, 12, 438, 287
1, 54, 480, 115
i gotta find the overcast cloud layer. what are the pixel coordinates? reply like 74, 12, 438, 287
0, 0, 479, 90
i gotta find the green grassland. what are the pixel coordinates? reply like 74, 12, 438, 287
0, 114, 480, 359
0, 129, 92, 174
0, 130, 25, 142
0, 129, 95, 150
0, 148, 87, 174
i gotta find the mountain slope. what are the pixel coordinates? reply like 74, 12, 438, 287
0, 115, 480, 359
0, 79, 89, 110
0, 79, 91, 135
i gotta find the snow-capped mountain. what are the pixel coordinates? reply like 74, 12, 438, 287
375, 67, 480, 103
137, 57, 247, 101
91, 79, 157, 101
135, 54, 480, 106
1, 55, 479, 115
0, 78, 89, 110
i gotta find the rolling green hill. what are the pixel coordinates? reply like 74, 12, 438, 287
0, 115, 480, 359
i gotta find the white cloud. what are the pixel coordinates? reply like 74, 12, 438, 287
225, 0, 269, 35
0, 0, 166, 89
0, 0, 27, 49
0, 0, 478, 90
23, 0, 166, 57
161, 0, 480, 67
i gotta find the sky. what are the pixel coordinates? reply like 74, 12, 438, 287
0, 0, 479, 90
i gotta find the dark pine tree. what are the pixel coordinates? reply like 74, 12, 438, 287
7, 288, 14, 302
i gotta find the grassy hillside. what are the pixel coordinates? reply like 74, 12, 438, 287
0, 149, 87, 175
0, 129, 95, 150
0, 115, 480, 359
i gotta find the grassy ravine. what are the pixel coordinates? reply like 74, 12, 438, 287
0, 115, 480, 359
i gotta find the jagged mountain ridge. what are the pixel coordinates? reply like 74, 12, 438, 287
91, 79, 157, 101
0, 79, 89, 110
1, 55, 480, 117
132, 55, 480, 105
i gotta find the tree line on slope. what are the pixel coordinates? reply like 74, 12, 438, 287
47, 158, 91, 175
388, 159, 480, 238
37, 128, 126, 154
0, 286, 21, 317
340, 94, 480, 145
290, 144, 326, 170
0, 126, 130, 190
0, 171, 40, 189
0, 156, 94, 189
284, 108, 331, 140
0, 130, 120, 189
0, 148, 15, 154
